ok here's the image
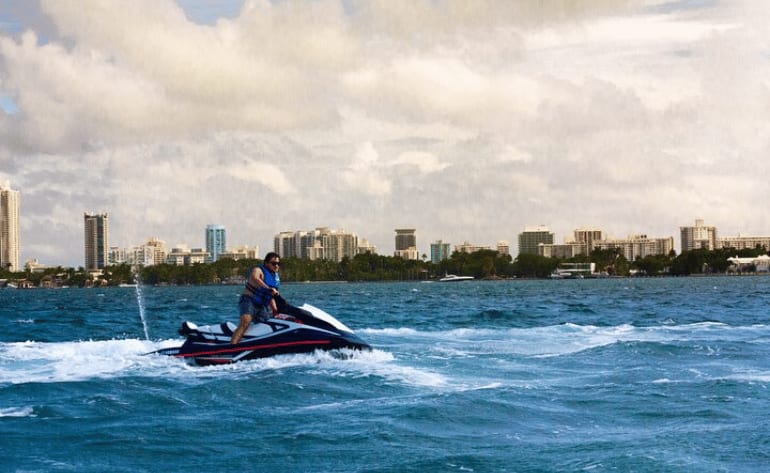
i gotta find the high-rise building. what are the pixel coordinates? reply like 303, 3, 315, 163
108, 246, 128, 265
518, 225, 554, 256
275, 231, 298, 258
395, 228, 416, 251
274, 227, 365, 262
430, 240, 451, 263
680, 219, 717, 252
573, 228, 603, 255
84, 212, 109, 270
537, 227, 603, 258
0, 182, 21, 272
145, 237, 168, 265
394, 228, 418, 260
205, 224, 226, 262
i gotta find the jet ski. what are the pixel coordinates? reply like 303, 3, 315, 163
149, 296, 371, 365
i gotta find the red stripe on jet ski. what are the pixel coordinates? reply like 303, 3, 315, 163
175, 339, 332, 358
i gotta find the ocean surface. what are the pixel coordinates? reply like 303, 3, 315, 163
1, 277, 769, 472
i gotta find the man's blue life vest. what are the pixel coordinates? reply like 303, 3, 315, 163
247, 264, 281, 307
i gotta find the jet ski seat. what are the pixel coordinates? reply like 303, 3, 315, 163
219, 322, 237, 336
244, 322, 274, 337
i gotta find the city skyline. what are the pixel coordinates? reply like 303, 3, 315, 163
2, 2, 770, 268
7, 193, 770, 269
48, 210, 770, 269
99, 218, 770, 267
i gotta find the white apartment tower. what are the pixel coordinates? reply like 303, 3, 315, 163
274, 227, 363, 262
0, 182, 21, 272
593, 235, 675, 261
680, 219, 717, 252
574, 228, 603, 255
145, 237, 168, 265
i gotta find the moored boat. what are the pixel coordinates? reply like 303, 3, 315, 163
439, 274, 474, 282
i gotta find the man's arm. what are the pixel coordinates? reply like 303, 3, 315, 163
269, 298, 279, 316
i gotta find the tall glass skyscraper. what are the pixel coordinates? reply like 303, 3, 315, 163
84, 212, 109, 270
205, 224, 226, 262
430, 240, 451, 264
0, 182, 21, 272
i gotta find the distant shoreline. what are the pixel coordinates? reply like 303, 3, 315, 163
3, 271, 770, 290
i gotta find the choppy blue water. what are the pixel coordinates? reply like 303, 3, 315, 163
1, 277, 769, 472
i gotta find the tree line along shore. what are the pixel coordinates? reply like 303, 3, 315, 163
1, 247, 768, 288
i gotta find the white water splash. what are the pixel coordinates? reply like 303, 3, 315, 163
0, 339, 173, 384
0, 339, 405, 385
0, 406, 34, 417
132, 265, 150, 340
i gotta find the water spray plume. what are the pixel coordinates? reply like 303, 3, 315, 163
132, 265, 150, 341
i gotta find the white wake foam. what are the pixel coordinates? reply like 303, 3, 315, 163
0, 338, 178, 384
361, 322, 770, 357
2, 322, 765, 387
0, 338, 431, 386
0, 406, 34, 417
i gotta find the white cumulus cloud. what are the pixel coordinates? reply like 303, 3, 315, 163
0, 0, 769, 265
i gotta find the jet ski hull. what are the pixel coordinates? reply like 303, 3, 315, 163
149, 301, 371, 366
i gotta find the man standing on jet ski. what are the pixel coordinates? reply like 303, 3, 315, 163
230, 252, 282, 345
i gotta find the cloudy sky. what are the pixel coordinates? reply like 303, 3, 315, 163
1, 0, 768, 267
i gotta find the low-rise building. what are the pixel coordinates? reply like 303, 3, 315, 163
394, 248, 419, 260
538, 229, 673, 261
718, 235, 770, 251
109, 237, 167, 266
24, 259, 50, 273
166, 245, 208, 266
593, 235, 674, 261
220, 245, 260, 261
538, 241, 585, 259
728, 255, 770, 272
357, 238, 377, 255
455, 241, 491, 254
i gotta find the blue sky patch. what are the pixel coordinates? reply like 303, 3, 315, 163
0, 95, 18, 114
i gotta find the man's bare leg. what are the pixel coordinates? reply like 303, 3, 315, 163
230, 314, 252, 345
